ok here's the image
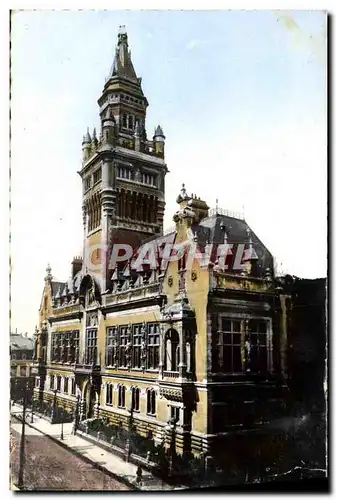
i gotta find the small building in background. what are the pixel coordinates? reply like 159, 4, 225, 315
10, 331, 35, 401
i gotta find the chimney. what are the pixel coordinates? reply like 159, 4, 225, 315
71, 256, 83, 278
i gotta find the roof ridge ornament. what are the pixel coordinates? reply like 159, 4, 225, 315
176, 183, 191, 204
45, 263, 53, 281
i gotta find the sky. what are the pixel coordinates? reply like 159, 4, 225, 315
10, 10, 327, 334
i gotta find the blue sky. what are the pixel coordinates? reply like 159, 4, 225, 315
10, 10, 326, 333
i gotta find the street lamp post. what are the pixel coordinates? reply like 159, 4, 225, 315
17, 383, 27, 489
29, 366, 38, 423
30, 404, 34, 424
60, 418, 64, 440
72, 394, 80, 435
51, 389, 58, 421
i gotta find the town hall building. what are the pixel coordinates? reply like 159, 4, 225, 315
34, 27, 290, 475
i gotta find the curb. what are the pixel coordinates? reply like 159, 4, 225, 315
11, 413, 138, 491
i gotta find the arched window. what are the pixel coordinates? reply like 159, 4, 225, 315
71, 378, 76, 396
106, 383, 113, 406
64, 377, 69, 394
131, 387, 140, 412
128, 115, 133, 130
118, 385, 125, 408
146, 389, 156, 415
122, 114, 127, 128
50, 374, 55, 390
164, 329, 180, 372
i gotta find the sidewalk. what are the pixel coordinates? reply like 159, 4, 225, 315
11, 404, 180, 491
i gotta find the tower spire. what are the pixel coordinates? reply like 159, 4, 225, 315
108, 26, 139, 82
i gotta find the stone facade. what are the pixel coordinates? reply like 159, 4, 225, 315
33, 27, 291, 469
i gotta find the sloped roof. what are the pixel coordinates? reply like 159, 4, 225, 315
10, 333, 34, 351
193, 214, 273, 277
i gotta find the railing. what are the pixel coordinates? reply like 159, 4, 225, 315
163, 371, 179, 379
208, 207, 245, 220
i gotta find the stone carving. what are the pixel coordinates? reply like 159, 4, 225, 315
159, 387, 183, 402
86, 311, 98, 327
89, 280, 96, 304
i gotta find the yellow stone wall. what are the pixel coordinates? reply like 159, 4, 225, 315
161, 219, 210, 435
39, 281, 53, 329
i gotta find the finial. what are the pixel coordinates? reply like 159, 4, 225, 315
45, 263, 53, 281
216, 198, 219, 214
92, 127, 97, 140
176, 182, 191, 204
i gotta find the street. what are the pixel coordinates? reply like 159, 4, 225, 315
10, 415, 131, 491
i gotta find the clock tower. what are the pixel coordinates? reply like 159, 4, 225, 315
78, 26, 168, 295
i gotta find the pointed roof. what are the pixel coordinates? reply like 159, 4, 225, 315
154, 124, 165, 138
83, 127, 91, 143
108, 26, 139, 83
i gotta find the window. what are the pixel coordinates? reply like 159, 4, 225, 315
118, 385, 126, 408
119, 326, 128, 367
106, 327, 118, 367
85, 329, 97, 365
164, 329, 180, 372
170, 406, 180, 424
122, 114, 127, 128
84, 176, 91, 191
20, 366, 26, 377
50, 374, 55, 390
248, 320, 268, 373
35, 378, 40, 388
128, 115, 133, 130
117, 166, 132, 180
132, 324, 142, 369
51, 333, 60, 362
131, 387, 140, 412
93, 168, 102, 184
216, 318, 242, 373
11, 353, 16, 360
87, 195, 101, 232
52, 331, 79, 364
106, 384, 113, 406
64, 377, 69, 394
141, 173, 156, 186
71, 378, 76, 396
147, 323, 160, 370
69, 330, 80, 363
57, 375, 61, 391
146, 389, 156, 415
